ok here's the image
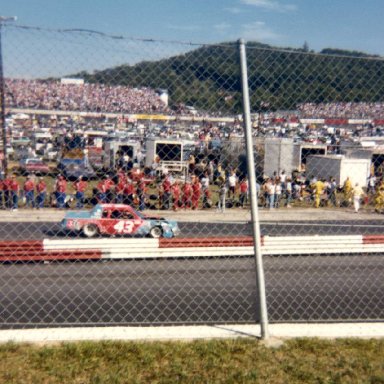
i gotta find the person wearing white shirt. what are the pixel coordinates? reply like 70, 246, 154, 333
227, 170, 237, 198
353, 182, 365, 213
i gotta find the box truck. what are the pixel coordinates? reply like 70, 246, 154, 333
306, 154, 371, 187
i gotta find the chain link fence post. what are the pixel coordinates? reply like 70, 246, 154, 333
238, 39, 269, 339
0, 20, 8, 177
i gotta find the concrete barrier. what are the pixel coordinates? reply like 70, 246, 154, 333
1, 235, 384, 262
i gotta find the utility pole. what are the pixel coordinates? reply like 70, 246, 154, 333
0, 16, 17, 177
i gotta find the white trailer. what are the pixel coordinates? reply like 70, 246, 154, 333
306, 154, 371, 188
293, 143, 327, 172
144, 138, 186, 173
103, 140, 141, 171
264, 138, 327, 177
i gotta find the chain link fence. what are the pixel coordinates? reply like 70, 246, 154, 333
0, 24, 383, 329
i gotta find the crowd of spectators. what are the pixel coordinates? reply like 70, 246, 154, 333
3, 164, 384, 214
297, 102, 384, 119
0, 158, 251, 212
5, 79, 170, 115
259, 170, 384, 213
6, 79, 384, 120
258, 102, 384, 123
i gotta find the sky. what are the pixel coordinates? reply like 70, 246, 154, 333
2, 0, 384, 54
1, 0, 384, 78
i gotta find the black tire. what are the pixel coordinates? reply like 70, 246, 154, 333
83, 223, 99, 238
149, 226, 163, 238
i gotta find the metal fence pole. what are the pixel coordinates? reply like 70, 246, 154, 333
0, 17, 16, 177
238, 38, 269, 339
0, 20, 8, 176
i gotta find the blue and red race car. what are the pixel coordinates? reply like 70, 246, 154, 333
61, 204, 180, 238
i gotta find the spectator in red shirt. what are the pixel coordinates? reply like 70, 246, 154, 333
191, 176, 202, 210
96, 179, 108, 203
171, 180, 181, 211
97, 175, 114, 203
104, 175, 115, 203
116, 168, 126, 184
3, 175, 12, 209
0, 178, 4, 209
115, 174, 127, 204
162, 175, 172, 209
23, 175, 35, 208
9, 174, 20, 211
36, 177, 47, 209
136, 178, 147, 211
73, 176, 88, 209
182, 181, 192, 209
239, 177, 249, 208
55, 175, 67, 209
123, 178, 135, 206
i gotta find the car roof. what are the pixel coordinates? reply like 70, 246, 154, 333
98, 204, 134, 209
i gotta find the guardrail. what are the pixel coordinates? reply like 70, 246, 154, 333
1, 235, 384, 262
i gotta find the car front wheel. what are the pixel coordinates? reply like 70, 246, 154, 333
149, 226, 163, 238
83, 224, 99, 238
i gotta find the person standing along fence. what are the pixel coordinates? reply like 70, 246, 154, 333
55, 175, 67, 209
239, 177, 248, 208
36, 177, 47, 209
73, 176, 88, 209
191, 176, 201, 210
23, 175, 35, 208
217, 182, 227, 213
353, 182, 365, 213
9, 175, 20, 211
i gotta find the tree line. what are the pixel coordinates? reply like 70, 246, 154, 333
72, 41, 384, 115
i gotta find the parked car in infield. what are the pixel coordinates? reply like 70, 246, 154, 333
61, 204, 180, 238
18, 157, 51, 175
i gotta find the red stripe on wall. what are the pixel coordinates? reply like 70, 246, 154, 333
0, 241, 102, 262
324, 119, 348, 125
159, 236, 255, 248
362, 235, 384, 245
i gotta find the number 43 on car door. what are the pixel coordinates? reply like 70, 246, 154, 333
113, 220, 139, 233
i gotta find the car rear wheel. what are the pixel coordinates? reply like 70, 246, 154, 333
83, 224, 99, 238
149, 226, 163, 238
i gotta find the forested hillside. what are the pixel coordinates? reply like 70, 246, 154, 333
73, 42, 384, 114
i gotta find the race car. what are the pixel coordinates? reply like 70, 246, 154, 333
61, 203, 180, 238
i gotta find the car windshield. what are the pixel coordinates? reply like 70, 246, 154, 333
90, 205, 103, 218
89, 204, 144, 219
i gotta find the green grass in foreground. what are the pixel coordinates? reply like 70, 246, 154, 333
1, 338, 384, 383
